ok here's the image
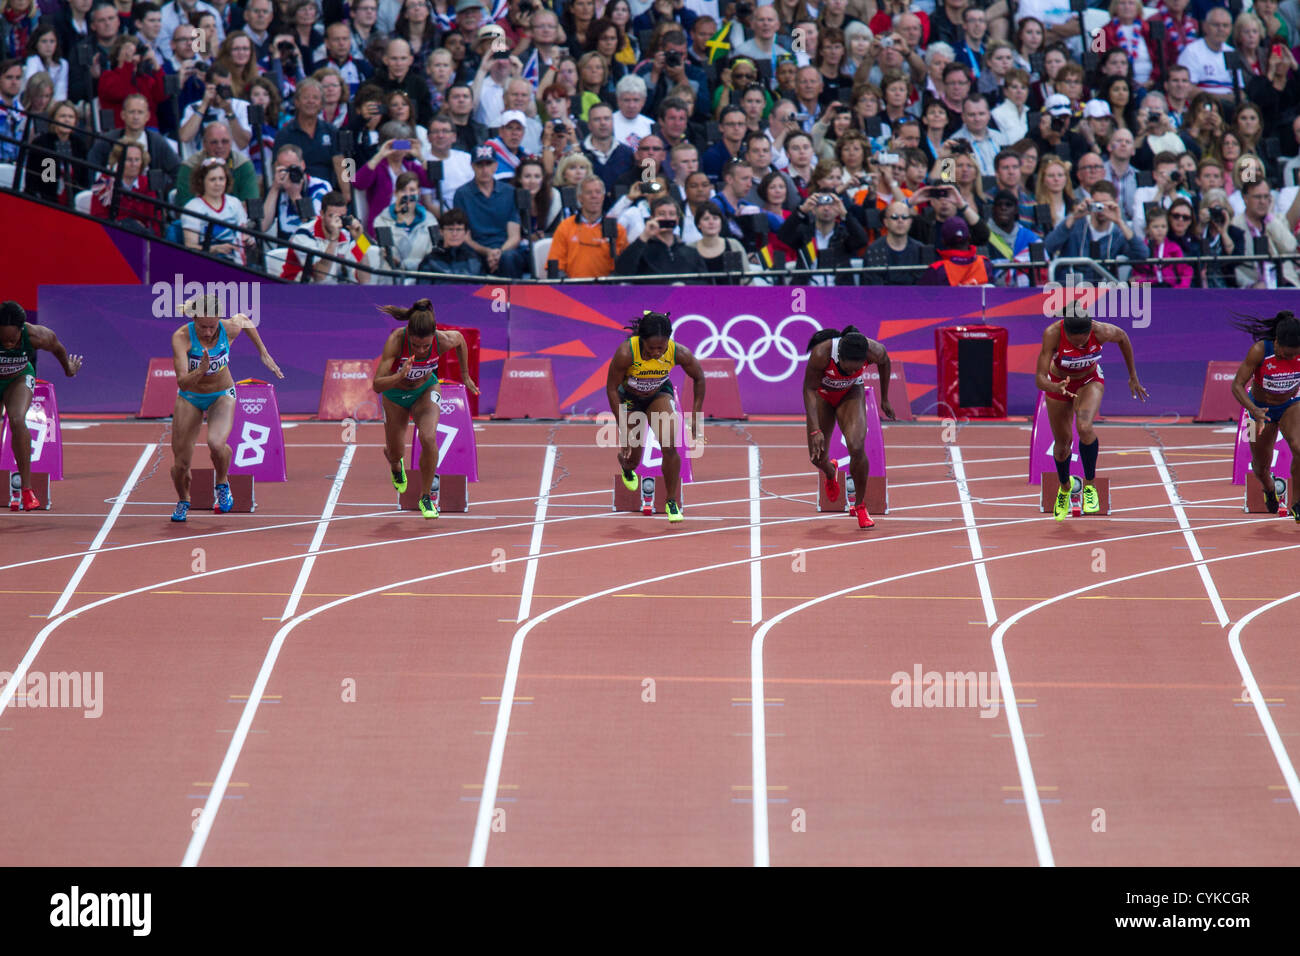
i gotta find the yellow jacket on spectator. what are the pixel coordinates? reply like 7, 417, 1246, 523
550, 214, 628, 278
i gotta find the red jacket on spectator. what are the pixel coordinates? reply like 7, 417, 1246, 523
90, 174, 162, 236
97, 62, 168, 130
1131, 238, 1192, 287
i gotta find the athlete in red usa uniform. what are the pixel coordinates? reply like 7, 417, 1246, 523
1034, 303, 1147, 521
1230, 310, 1300, 519
803, 326, 895, 529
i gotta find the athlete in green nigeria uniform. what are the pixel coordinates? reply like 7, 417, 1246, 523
0, 301, 82, 511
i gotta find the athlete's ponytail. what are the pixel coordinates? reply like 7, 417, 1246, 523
806, 326, 866, 356
1233, 309, 1300, 346
627, 309, 672, 340
0, 301, 25, 328
378, 299, 437, 336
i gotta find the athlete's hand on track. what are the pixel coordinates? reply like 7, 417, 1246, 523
462, 375, 479, 395
65, 354, 83, 377
261, 353, 285, 379
1129, 377, 1148, 401
808, 429, 826, 463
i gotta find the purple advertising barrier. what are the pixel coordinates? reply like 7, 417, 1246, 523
829, 387, 887, 478
227, 381, 287, 481
36, 284, 506, 415
1231, 406, 1292, 485
1, 379, 64, 479
1027, 392, 1085, 485
410, 383, 479, 480
36, 284, 1300, 417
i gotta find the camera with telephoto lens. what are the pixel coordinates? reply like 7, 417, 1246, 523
1211, 206, 1227, 225
398, 194, 415, 209
664, 50, 682, 68
286, 166, 304, 183
1050, 113, 1069, 132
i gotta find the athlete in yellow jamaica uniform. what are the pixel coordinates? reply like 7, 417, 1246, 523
605, 311, 707, 523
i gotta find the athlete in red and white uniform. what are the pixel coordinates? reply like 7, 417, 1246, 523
1230, 309, 1300, 519
803, 325, 895, 529
1035, 304, 1147, 520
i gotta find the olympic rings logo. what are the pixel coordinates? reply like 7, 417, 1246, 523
672, 314, 824, 383
240, 400, 266, 414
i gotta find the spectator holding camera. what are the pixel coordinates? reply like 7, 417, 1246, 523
1032, 93, 1089, 166
1195, 187, 1244, 287
472, 28, 519, 129
607, 172, 673, 242
260, 142, 329, 238
452, 143, 528, 276
1131, 91, 1183, 169
549, 175, 627, 278
178, 62, 251, 159
354, 121, 434, 232
367, 171, 436, 279
419, 207, 485, 276
98, 34, 168, 129
614, 192, 704, 280
345, 82, 387, 166
1132, 150, 1189, 234
1043, 180, 1147, 281
908, 178, 990, 246
268, 31, 306, 99
636, 28, 705, 120
282, 190, 372, 284
775, 188, 868, 285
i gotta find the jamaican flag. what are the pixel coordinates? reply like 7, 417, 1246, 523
707, 21, 735, 64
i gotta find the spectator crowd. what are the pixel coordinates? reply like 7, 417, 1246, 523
1, 0, 1298, 287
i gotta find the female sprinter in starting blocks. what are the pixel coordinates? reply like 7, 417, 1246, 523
372, 298, 477, 519
169, 295, 283, 522
0, 300, 82, 511
1230, 309, 1300, 519
1035, 302, 1147, 522
803, 326, 895, 529
605, 310, 707, 523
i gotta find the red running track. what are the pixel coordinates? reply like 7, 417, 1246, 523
1, 419, 1298, 866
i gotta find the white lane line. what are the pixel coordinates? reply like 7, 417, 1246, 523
516, 446, 556, 622
1228, 593, 1300, 816
1150, 448, 1229, 627
748, 540, 1300, 867
893, 457, 1229, 491
950, 445, 997, 626
47, 444, 155, 619
280, 445, 354, 621
749, 445, 762, 626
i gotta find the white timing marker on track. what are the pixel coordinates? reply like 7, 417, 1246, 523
1149, 447, 1228, 627
516, 446, 556, 622
47, 444, 156, 619
749, 445, 762, 626
1228, 593, 1300, 816
281, 445, 354, 621
749, 541, 1300, 867
949, 445, 997, 626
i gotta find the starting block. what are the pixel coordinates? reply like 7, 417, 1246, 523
816, 468, 887, 514
1038, 475, 1109, 515
613, 474, 684, 515
1244, 472, 1289, 515
399, 474, 468, 513
5, 471, 51, 510
189, 469, 256, 512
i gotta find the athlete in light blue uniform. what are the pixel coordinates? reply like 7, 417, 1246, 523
169, 295, 283, 522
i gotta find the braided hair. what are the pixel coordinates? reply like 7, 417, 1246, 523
806, 325, 870, 362
627, 309, 673, 341
1231, 310, 1300, 348
378, 297, 436, 336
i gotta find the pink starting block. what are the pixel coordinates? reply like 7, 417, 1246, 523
610, 396, 695, 514
401, 383, 477, 513
5, 470, 51, 510
816, 386, 888, 514
2, 379, 63, 511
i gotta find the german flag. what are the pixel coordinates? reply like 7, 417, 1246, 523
706, 21, 734, 64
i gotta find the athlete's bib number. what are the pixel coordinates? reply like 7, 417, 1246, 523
234, 422, 271, 466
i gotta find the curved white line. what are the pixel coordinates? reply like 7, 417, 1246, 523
750, 542, 1300, 867
1227, 592, 1300, 815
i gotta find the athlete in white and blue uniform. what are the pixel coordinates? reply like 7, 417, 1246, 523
168, 295, 283, 522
